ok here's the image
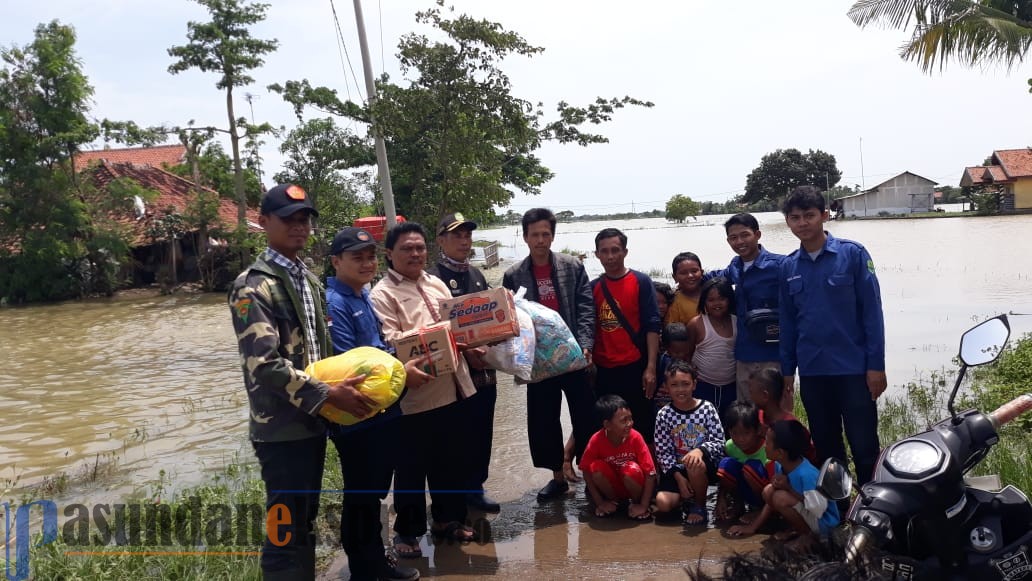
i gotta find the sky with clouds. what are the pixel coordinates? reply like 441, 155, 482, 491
6, 0, 1032, 214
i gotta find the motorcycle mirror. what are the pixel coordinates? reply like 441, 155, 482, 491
959, 315, 1010, 367
816, 458, 853, 501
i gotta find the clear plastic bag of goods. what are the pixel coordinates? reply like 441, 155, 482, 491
304, 346, 407, 425
483, 302, 536, 381
512, 287, 588, 383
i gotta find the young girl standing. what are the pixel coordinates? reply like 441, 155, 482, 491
665, 252, 704, 326
687, 277, 737, 422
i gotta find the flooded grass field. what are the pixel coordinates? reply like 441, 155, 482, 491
2, 212, 1031, 577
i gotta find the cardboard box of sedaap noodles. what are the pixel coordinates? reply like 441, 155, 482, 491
393, 321, 460, 376
438, 287, 520, 348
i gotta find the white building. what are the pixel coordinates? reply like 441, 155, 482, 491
839, 172, 937, 217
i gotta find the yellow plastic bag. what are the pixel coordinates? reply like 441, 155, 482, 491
305, 346, 407, 425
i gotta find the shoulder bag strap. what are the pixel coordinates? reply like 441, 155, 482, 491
599, 276, 644, 351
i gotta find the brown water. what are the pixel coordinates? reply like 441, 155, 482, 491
2, 212, 1031, 577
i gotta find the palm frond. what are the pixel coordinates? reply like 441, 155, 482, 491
901, 14, 1032, 70
848, 0, 962, 29
850, 0, 1032, 71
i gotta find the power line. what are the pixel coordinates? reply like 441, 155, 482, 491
329, 0, 365, 103
377, 0, 385, 73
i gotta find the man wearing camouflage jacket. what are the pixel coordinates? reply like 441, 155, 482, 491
229, 184, 370, 581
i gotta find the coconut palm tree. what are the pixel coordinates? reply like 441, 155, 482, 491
848, 0, 1032, 72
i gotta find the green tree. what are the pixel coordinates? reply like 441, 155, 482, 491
555, 210, 575, 222
665, 194, 700, 223
828, 184, 861, 200
270, 2, 651, 229
272, 117, 373, 232
167, 0, 278, 233
146, 207, 188, 290
743, 148, 842, 205
167, 141, 262, 204
936, 185, 965, 203
848, 0, 1032, 73
0, 22, 106, 302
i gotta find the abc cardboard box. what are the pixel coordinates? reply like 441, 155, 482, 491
393, 321, 460, 376
439, 287, 520, 348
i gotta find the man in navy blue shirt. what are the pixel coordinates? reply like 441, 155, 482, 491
326, 226, 428, 581
778, 186, 886, 486
709, 213, 788, 408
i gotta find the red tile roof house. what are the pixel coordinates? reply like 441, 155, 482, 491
960, 149, 1032, 212
75, 146, 262, 287
73, 144, 188, 172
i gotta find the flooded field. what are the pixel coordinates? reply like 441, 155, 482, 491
2, 212, 1031, 577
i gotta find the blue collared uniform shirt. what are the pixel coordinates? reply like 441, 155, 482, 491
779, 233, 885, 377
710, 245, 785, 363
327, 276, 387, 353
325, 276, 400, 434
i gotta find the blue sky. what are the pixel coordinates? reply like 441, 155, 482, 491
6, 0, 1032, 214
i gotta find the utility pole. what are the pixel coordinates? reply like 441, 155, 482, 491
859, 136, 866, 190
353, 0, 398, 227
826, 172, 831, 208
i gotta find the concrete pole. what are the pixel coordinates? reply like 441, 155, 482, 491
353, 0, 397, 227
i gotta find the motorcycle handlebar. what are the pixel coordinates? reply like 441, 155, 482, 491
990, 394, 1032, 428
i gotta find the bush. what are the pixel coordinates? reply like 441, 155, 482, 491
877, 334, 1032, 494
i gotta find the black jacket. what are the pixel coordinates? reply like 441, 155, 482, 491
427, 260, 496, 388
502, 251, 595, 352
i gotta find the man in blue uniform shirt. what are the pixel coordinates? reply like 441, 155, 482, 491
325, 226, 427, 581
708, 213, 788, 407
778, 186, 886, 486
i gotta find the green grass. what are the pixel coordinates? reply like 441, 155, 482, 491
788, 335, 1032, 495
5, 446, 350, 580
861, 335, 1032, 494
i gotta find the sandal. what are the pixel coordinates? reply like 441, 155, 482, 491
431, 521, 478, 543
392, 535, 422, 559
773, 529, 800, 542
630, 507, 652, 520
683, 503, 708, 526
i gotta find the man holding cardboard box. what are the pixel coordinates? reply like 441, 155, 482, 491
370, 222, 479, 557
428, 212, 502, 514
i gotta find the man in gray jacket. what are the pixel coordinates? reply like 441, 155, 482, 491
503, 208, 596, 501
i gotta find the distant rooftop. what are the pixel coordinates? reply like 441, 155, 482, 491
74, 144, 186, 172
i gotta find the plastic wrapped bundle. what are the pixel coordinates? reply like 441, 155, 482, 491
305, 346, 407, 425
512, 287, 588, 383
483, 303, 536, 381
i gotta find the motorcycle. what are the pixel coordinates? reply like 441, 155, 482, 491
816, 314, 1032, 580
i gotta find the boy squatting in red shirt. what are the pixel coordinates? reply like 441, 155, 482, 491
579, 395, 657, 519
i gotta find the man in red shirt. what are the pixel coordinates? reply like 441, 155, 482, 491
502, 208, 596, 502
591, 228, 662, 444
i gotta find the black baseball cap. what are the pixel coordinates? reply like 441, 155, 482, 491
260, 184, 318, 218
437, 212, 477, 236
331, 227, 377, 255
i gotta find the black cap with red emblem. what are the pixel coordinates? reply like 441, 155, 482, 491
260, 183, 318, 218
330, 227, 377, 255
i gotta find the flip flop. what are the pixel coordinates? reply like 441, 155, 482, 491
683, 503, 708, 526
773, 529, 801, 542
630, 508, 653, 520
392, 535, 422, 559
431, 521, 478, 543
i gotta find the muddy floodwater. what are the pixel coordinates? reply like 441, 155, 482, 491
2, 212, 1031, 578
